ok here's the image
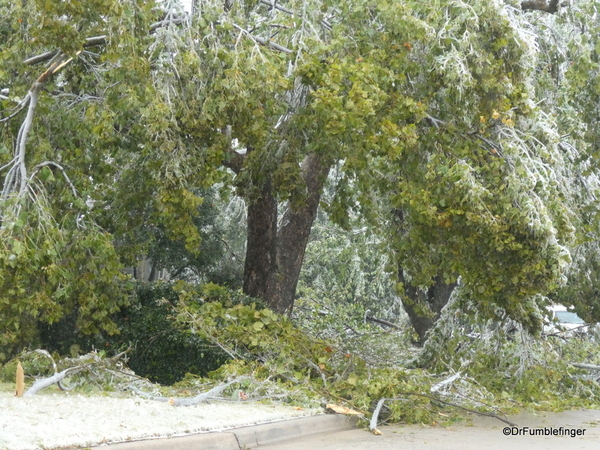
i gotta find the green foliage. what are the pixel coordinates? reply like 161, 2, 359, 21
420, 299, 600, 410
143, 187, 244, 286
39, 282, 230, 385
0, 199, 129, 361
177, 294, 458, 424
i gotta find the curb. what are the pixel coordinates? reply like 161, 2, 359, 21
101, 414, 358, 450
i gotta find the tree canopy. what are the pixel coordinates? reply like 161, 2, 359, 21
2, 0, 600, 353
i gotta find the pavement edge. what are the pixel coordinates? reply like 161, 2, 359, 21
100, 414, 358, 450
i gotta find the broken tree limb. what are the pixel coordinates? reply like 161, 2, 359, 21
430, 373, 461, 393
23, 367, 82, 396
128, 376, 249, 406
17, 349, 133, 395
369, 393, 518, 433
364, 316, 401, 330
571, 363, 600, 371
369, 398, 386, 433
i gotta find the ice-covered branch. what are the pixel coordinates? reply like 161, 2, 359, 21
128, 376, 249, 406
2, 53, 78, 201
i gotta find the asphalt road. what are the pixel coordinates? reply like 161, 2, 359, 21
255, 409, 600, 450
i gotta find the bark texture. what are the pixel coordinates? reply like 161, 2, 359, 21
266, 153, 330, 314
243, 181, 278, 300
243, 153, 330, 314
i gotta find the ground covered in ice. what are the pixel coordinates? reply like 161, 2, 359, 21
0, 390, 318, 450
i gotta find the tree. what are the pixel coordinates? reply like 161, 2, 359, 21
2, 0, 599, 354
378, 0, 600, 341
0, 0, 171, 356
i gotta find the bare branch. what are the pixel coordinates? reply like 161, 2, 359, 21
364, 315, 401, 330
23, 50, 60, 66
233, 23, 293, 54
15, 83, 41, 195
2, 54, 78, 201
571, 362, 600, 371
0, 93, 31, 124
253, 35, 294, 54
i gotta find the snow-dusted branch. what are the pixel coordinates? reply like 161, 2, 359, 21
571, 362, 600, 371
232, 23, 293, 54
20, 349, 133, 396
430, 372, 461, 393
128, 376, 249, 406
24, 367, 82, 396
1, 53, 78, 201
259, 0, 294, 16
1, 85, 40, 199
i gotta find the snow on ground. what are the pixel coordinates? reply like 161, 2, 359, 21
0, 392, 319, 450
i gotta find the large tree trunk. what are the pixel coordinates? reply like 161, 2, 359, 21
265, 153, 330, 313
398, 270, 456, 344
243, 181, 278, 300
243, 153, 330, 314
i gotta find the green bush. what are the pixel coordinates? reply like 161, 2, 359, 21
38, 282, 230, 385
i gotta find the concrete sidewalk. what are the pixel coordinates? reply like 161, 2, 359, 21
101, 414, 359, 450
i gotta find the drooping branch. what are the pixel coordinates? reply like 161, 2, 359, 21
2, 53, 77, 201
30, 161, 79, 198
521, 0, 560, 13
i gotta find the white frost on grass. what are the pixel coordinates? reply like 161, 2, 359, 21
0, 392, 318, 450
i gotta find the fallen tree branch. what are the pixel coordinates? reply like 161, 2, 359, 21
24, 366, 84, 396
369, 392, 517, 433
571, 363, 600, 371
19, 349, 132, 396
128, 376, 249, 406
364, 315, 401, 330
430, 372, 461, 393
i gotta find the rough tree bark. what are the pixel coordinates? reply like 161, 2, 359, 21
243, 180, 278, 300
242, 153, 330, 314
265, 153, 330, 314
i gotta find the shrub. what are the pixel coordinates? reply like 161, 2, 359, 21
38, 282, 230, 385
